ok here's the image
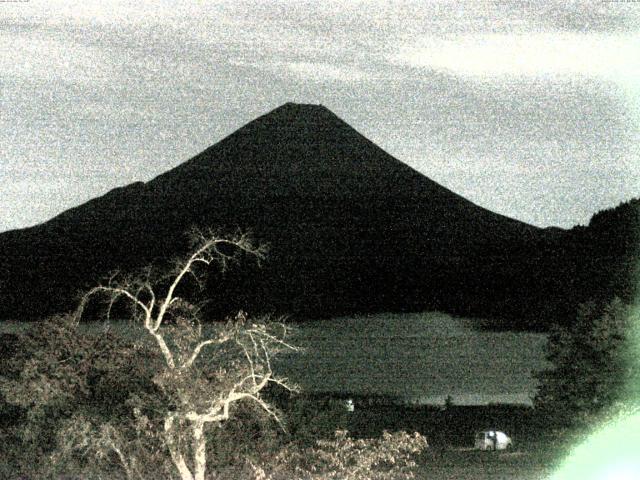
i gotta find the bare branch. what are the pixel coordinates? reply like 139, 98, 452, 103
245, 326, 300, 353
72, 229, 286, 480
258, 337, 272, 374
235, 339, 256, 386
76, 285, 152, 326
182, 334, 231, 369
268, 376, 299, 393
154, 233, 263, 331
246, 332, 260, 386
149, 330, 176, 369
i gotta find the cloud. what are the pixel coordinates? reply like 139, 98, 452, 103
536, 1, 640, 33
2, 1, 639, 230
285, 61, 368, 82
394, 32, 640, 81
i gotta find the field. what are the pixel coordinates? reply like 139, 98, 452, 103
417, 446, 560, 480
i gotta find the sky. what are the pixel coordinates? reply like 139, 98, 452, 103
1, 0, 639, 232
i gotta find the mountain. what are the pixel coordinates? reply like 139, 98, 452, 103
0, 103, 636, 328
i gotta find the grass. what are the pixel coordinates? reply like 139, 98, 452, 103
417, 445, 560, 480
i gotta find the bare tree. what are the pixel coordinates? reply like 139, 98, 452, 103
75, 229, 298, 480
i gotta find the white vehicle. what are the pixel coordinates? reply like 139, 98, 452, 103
474, 430, 513, 451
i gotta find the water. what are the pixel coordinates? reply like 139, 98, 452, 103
273, 312, 549, 405
0, 311, 549, 405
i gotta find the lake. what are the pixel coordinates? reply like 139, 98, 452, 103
0, 311, 549, 406
273, 312, 549, 406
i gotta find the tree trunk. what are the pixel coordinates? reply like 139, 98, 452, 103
165, 415, 195, 480
193, 420, 207, 480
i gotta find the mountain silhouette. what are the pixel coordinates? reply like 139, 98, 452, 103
0, 103, 637, 328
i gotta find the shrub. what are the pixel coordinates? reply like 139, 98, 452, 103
0, 315, 169, 478
1, 231, 297, 480
267, 430, 428, 480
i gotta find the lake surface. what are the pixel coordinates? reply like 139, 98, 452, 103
273, 312, 549, 406
1, 311, 549, 406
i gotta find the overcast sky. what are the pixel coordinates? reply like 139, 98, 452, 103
1, 0, 639, 232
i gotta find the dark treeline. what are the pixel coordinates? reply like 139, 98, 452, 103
349, 404, 536, 447
477, 197, 639, 330
263, 388, 536, 447
0, 104, 637, 331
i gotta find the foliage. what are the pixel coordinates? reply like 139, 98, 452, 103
204, 397, 284, 469
284, 396, 350, 447
199, 390, 353, 470
266, 430, 428, 480
207, 429, 428, 480
0, 317, 429, 480
0, 315, 169, 478
1, 230, 297, 480
261, 388, 351, 448
534, 297, 636, 433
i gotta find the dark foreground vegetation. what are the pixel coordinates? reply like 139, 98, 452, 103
0, 316, 430, 479
0, 321, 562, 480
0, 334, 575, 480
1, 297, 635, 479
1, 225, 637, 478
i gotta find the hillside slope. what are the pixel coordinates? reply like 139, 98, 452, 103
0, 103, 634, 327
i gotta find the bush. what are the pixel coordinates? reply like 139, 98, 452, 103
263, 388, 351, 447
202, 429, 428, 480
267, 430, 428, 480
203, 390, 352, 470
0, 315, 169, 478
205, 397, 283, 469
0, 316, 430, 479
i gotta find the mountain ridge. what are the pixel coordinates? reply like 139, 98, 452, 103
0, 103, 635, 328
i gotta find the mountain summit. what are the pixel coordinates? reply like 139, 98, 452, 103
2, 103, 630, 327
153, 102, 475, 199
